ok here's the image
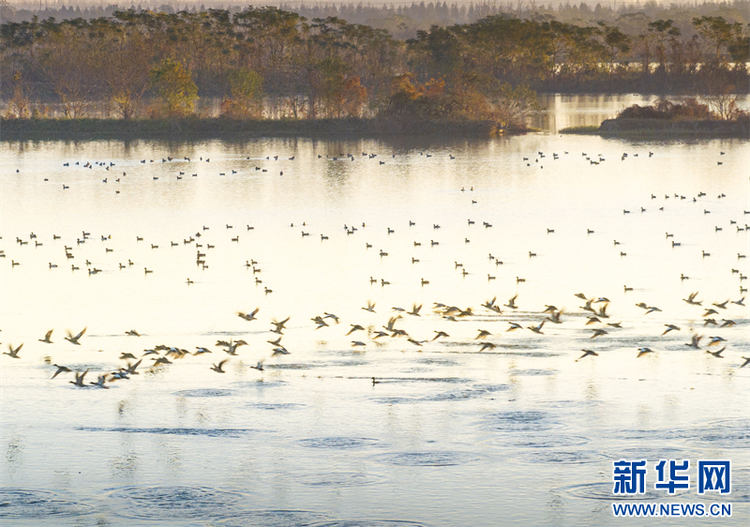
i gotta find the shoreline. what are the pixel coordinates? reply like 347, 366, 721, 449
0, 117, 511, 141
561, 119, 750, 139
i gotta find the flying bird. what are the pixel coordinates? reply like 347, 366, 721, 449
65, 327, 87, 345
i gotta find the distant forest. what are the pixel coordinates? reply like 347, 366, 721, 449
1, 1, 747, 123
3, 0, 747, 39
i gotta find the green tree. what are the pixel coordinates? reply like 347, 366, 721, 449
692, 16, 743, 61
149, 58, 198, 117
222, 67, 263, 118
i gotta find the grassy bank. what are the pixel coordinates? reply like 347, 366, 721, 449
561, 119, 749, 139
559, 126, 600, 135
0, 117, 509, 141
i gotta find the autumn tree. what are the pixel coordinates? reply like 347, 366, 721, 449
221, 67, 264, 118
149, 58, 198, 117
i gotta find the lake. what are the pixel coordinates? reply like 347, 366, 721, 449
1, 95, 748, 526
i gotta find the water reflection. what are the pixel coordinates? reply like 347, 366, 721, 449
0, 96, 748, 527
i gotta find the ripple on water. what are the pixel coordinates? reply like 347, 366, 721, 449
175, 388, 237, 397
310, 520, 428, 527
511, 434, 591, 449
219, 510, 330, 526
422, 385, 509, 402
415, 358, 457, 366
610, 446, 696, 462
523, 451, 605, 465
77, 426, 257, 438
695, 484, 749, 503
687, 419, 750, 448
560, 482, 664, 501
0, 489, 93, 519
107, 486, 242, 520
296, 472, 386, 487
267, 364, 312, 370
248, 402, 305, 410
299, 437, 380, 449
508, 369, 558, 376
374, 451, 481, 467
482, 411, 562, 433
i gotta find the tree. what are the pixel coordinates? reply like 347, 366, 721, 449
149, 58, 198, 117
221, 67, 263, 118
692, 16, 743, 62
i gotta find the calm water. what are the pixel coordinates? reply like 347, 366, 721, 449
1, 97, 749, 526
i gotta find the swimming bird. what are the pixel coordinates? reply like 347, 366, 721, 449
64, 328, 86, 345
125, 329, 140, 336
39, 330, 54, 343
211, 360, 229, 373
576, 349, 598, 361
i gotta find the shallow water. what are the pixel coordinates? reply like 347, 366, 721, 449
1, 97, 749, 525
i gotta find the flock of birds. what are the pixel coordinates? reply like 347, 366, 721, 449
2, 282, 748, 389
2, 146, 749, 390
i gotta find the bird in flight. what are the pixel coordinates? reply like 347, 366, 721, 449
4, 343, 22, 358
576, 349, 599, 361
51, 364, 71, 379
237, 308, 260, 321
65, 327, 87, 345
637, 347, 655, 358
39, 330, 54, 344
211, 360, 229, 373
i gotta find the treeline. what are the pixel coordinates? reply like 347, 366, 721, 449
2, 1, 748, 39
1, 6, 747, 124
